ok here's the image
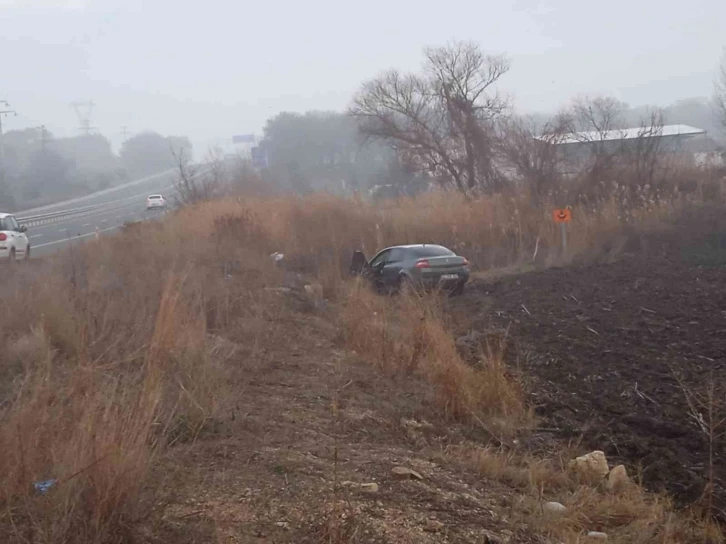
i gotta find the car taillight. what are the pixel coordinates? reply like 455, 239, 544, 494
462, 257, 470, 266
0, 233, 6, 241
415, 259, 430, 269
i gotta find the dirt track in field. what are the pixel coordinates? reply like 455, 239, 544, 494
451, 253, 726, 510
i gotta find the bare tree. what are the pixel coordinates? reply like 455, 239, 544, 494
562, 97, 629, 181
535, 97, 669, 191
567, 96, 628, 139
715, 51, 726, 132
559, 97, 664, 182
350, 41, 510, 195
497, 114, 568, 198
628, 109, 666, 183
172, 146, 226, 206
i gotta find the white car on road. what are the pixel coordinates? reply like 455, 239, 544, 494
0, 213, 30, 261
146, 194, 166, 210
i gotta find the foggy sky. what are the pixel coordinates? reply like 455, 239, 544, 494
1, 0, 724, 155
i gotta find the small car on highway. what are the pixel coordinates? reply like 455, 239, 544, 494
0, 213, 30, 261
146, 194, 166, 210
350, 244, 470, 294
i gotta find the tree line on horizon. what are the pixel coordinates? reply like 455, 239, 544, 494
258, 43, 726, 199
3, 43, 724, 209
0, 130, 192, 211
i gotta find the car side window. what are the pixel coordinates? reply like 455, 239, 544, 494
388, 248, 405, 263
368, 249, 390, 268
8, 216, 19, 231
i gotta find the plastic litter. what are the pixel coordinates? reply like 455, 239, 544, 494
33, 479, 57, 495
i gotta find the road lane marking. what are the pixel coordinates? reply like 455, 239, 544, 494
30, 234, 43, 239
82, 223, 91, 227
59, 228, 68, 232
101, 219, 108, 223
17, 168, 176, 216
33, 225, 122, 249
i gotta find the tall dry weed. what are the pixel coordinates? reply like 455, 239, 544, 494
341, 283, 530, 435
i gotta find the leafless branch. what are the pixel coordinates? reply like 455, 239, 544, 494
496, 114, 567, 198
350, 41, 510, 195
172, 146, 225, 206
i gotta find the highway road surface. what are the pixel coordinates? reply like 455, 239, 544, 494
18, 169, 182, 258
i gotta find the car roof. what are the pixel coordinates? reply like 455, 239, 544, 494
379, 244, 452, 252
0, 212, 12, 219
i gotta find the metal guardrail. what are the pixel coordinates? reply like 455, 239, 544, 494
17, 204, 105, 227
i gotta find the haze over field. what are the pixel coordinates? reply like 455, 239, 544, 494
6, 2, 726, 543
1, 0, 725, 153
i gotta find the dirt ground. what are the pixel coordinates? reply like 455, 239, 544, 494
450, 250, 726, 512
149, 308, 531, 544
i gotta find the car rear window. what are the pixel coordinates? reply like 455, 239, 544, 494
149, 195, 162, 199
409, 246, 454, 258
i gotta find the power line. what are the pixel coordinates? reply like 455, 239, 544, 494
70, 100, 97, 135
120, 125, 131, 142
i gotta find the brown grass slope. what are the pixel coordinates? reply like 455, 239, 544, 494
0, 184, 724, 542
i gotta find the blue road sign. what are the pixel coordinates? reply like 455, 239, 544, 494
251, 146, 268, 168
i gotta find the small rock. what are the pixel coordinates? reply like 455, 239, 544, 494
360, 482, 379, 493
424, 519, 444, 533
341, 481, 379, 493
543, 501, 567, 514
391, 466, 424, 481
606, 464, 630, 493
263, 287, 292, 294
401, 418, 423, 430
568, 450, 609, 481
400, 418, 434, 431
304, 282, 324, 299
586, 531, 608, 540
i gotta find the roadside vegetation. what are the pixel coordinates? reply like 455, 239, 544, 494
0, 162, 725, 542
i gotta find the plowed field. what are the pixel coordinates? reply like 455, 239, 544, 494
453, 254, 726, 510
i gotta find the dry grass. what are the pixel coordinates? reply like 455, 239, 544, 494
341, 283, 530, 436
1, 178, 724, 542
0, 214, 287, 543
453, 445, 725, 543
0, 275, 207, 543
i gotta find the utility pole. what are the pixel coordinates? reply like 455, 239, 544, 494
120, 125, 131, 143
36, 125, 48, 150
0, 100, 18, 185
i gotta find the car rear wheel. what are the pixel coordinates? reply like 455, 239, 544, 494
450, 282, 465, 296
9, 248, 16, 264
25, 244, 30, 260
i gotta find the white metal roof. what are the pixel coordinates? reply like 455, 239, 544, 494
540, 124, 706, 145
